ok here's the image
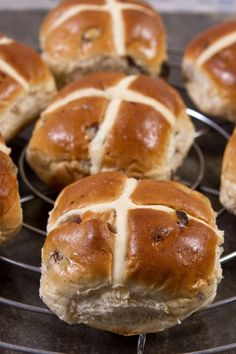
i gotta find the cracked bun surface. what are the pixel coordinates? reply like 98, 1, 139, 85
40, 172, 223, 335
220, 128, 236, 214
183, 21, 236, 122
0, 134, 22, 244
40, 0, 167, 86
27, 72, 195, 189
0, 33, 56, 141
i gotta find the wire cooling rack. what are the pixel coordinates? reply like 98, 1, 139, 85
0, 50, 236, 354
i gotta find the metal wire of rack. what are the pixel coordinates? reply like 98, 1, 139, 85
0, 51, 236, 353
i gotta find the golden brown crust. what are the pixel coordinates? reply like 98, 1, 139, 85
52, 72, 124, 103
185, 21, 236, 60
47, 173, 220, 293
50, 172, 126, 225
220, 129, 236, 214
130, 75, 184, 114
0, 139, 22, 243
131, 180, 215, 226
29, 96, 109, 163
0, 71, 23, 113
102, 100, 171, 175
43, 219, 114, 287
43, 8, 115, 65
204, 43, 236, 93
221, 128, 236, 183
184, 21, 236, 101
123, 6, 166, 73
0, 41, 53, 87
0, 132, 4, 144
41, 0, 106, 37
27, 72, 194, 188
0, 33, 56, 141
125, 208, 218, 296
40, 0, 167, 80
0, 152, 16, 215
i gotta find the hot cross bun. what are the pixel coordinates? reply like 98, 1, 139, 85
40, 0, 167, 85
27, 72, 195, 189
183, 21, 236, 122
0, 33, 56, 141
0, 134, 22, 244
220, 128, 236, 214
40, 172, 223, 335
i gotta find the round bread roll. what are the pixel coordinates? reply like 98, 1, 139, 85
0, 33, 56, 141
40, 0, 167, 86
0, 134, 22, 244
182, 21, 236, 122
220, 128, 236, 214
40, 172, 223, 336
26, 72, 195, 189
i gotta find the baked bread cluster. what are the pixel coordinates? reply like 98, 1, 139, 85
40, 172, 223, 335
0, 33, 56, 141
0, 134, 22, 244
27, 72, 194, 189
40, 0, 167, 85
183, 21, 236, 122
0, 0, 228, 338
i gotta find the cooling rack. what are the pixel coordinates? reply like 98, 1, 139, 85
0, 50, 236, 354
